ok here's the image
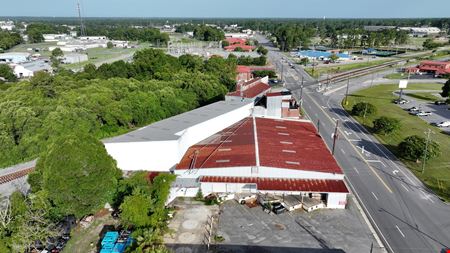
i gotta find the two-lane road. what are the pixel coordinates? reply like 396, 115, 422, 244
259, 36, 450, 253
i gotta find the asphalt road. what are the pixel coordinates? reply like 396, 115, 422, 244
258, 35, 450, 253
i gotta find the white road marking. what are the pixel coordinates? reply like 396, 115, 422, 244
371, 192, 379, 200
396, 225, 406, 238
340, 148, 346, 154
366, 160, 386, 167
401, 184, 409, 192
348, 139, 361, 142
353, 167, 360, 174
393, 170, 399, 175
421, 191, 435, 203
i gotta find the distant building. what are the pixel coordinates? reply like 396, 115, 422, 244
43, 34, 72, 42
224, 38, 255, 52
363, 26, 396, 32
406, 60, 450, 76
62, 53, 88, 64
236, 65, 253, 82
0, 52, 31, 64
225, 33, 252, 39
401, 27, 441, 37
226, 77, 271, 102
79, 36, 107, 40
13, 60, 52, 78
0, 21, 15, 31
297, 50, 351, 61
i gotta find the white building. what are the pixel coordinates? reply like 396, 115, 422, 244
0, 52, 31, 64
399, 27, 441, 37
0, 21, 15, 31
62, 53, 88, 64
103, 100, 254, 172
79, 36, 107, 41
13, 60, 52, 78
43, 34, 72, 42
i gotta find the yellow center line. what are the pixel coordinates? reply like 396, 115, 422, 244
303, 91, 394, 194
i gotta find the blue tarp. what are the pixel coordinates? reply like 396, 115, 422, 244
297, 50, 350, 59
101, 232, 119, 246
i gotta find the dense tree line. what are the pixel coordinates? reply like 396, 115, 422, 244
231, 55, 267, 66
272, 24, 315, 51
193, 25, 225, 41
86, 26, 169, 45
0, 65, 17, 83
0, 31, 23, 51
175, 23, 197, 33
26, 23, 69, 43
0, 49, 236, 168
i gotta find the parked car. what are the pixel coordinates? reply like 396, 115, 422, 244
437, 121, 450, 127
238, 194, 257, 204
435, 100, 447, 105
408, 106, 419, 112
394, 99, 409, 104
416, 111, 432, 116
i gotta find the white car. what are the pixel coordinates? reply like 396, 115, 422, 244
416, 111, 432, 116
437, 121, 450, 127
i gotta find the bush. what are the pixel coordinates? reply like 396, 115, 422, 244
351, 102, 376, 117
373, 116, 400, 135
398, 135, 440, 161
221, 40, 229, 48
256, 46, 268, 55
253, 70, 277, 78
234, 47, 244, 52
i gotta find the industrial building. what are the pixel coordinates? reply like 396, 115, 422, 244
297, 50, 352, 61
103, 100, 254, 172
13, 60, 52, 78
0, 52, 31, 64
173, 117, 348, 209
62, 53, 89, 64
224, 38, 255, 52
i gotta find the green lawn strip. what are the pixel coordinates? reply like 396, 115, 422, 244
384, 72, 408, 79
342, 83, 450, 201
305, 59, 392, 78
405, 92, 441, 102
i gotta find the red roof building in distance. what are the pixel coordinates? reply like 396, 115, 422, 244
175, 117, 348, 208
406, 60, 450, 76
226, 77, 271, 100
224, 37, 255, 52
236, 65, 252, 82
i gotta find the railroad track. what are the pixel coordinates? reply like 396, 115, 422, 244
318, 60, 403, 84
0, 167, 35, 185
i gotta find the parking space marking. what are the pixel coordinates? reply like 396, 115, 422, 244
340, 148, 346, 154
396, 225, 406, 238
371, 192, 379, 201
352, 167, 360, 174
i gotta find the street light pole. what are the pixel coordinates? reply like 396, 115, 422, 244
344, 76, 350, 105
332, 120, 339, 155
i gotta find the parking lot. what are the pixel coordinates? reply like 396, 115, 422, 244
214, 198, 382, 253
396, 92, 450, 134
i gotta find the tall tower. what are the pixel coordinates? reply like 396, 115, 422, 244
77, 1, 86, 36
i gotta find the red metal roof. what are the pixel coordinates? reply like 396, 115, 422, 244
227, 82, 271, 98
236, 65, 251, 73
226, 38, 247, 45
224, 44, 255, 52
200, 176, 349, 193
176, 117, 343, 175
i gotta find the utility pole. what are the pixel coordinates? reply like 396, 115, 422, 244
344, 76, 350, 105
77, 1, 86, 36
332, 120, 339, 155
422, 129, 432, 174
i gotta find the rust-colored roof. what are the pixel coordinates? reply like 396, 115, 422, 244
227, 82, 270, 98
236, 65, 251, 73
200, 176, 349, 193
176, 117, 343, 175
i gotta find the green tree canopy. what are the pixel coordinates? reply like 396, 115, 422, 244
0, 64, 17, 82
441, 79, 450, 98
351, 102, 376, 117
398, 135, 440, 161
32, 132, 121, 218
373, 116, 400, 135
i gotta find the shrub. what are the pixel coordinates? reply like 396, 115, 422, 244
398, 135, 440, 161
373, 116, 400, 135
351, 102, 376, 117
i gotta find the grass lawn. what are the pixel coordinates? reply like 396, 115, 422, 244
63, 210, 119, 253
343, 83, 450, 201
406, 92, 441, 102
7, 42, 58, 57
384, 72, 408, 79
305, 59, 392, 78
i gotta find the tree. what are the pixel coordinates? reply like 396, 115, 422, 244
51, 48, 63, 58
351, 102, 376, 117
107, 41, 114, 49
329, 53, 339, 62
120, 192, 153, 228
33, 132, 122, 218
398, 135, 440, 161
253, 70, 277, 78
373, 116, 400, 135
299, 58, 309, 65
0, 64, 17, 82
423, 39, 440, 50
256, 46, 268, 55
441, 79, 450, 98
221, 40, 230, 48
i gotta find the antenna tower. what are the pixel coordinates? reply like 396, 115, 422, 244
77, 1, 86, 36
